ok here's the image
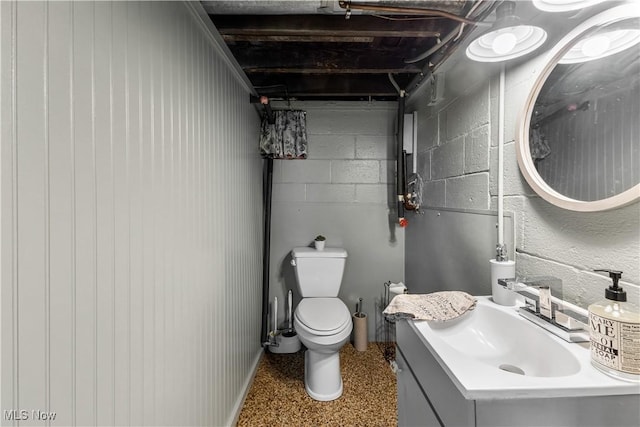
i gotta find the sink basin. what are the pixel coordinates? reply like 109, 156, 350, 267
428, 298, 580, 377
409, 296, 639, 400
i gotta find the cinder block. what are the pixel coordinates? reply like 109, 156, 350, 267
280, 159, 330, 183
516, 252, 640, 310
272, 159, 284, 182
417, 151, 431, 182
356, 135, 393, 159
444, 84, 489, 141
423, 180, 446, 208
445, 173, 489, 210
272, 183, 306, 202
379, 160, 396, 184
355, 184, 393, 204
503, 77, 536, 144
306, 109, 393, 135
332, 160, 379, 183
307, 134, 355, 159
464, 125, 490, 174
488, 142, 535, 197
520, 197, 640, 284
417, 113, 439, 152
431, 136, 464, 179
306, 184, 355, 203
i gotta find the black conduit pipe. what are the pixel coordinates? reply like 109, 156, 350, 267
250, 95, 276, 125
261, 157, 274, 345
397, 92, 407, 227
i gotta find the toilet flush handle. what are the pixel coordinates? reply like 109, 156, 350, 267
290, 259, 296, 267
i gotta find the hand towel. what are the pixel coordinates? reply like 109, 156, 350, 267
383, 291, 477, 321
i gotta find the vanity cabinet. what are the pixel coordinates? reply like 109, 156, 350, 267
397, 321, 474, 427
396, 320, 640, 427
396, 350, 440, 427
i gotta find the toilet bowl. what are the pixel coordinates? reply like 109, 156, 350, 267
294, 298, 352, 401
290, 246, 351, 401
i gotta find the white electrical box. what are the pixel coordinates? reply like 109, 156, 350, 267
403, 112, 417, 154
403, 112, 418, 173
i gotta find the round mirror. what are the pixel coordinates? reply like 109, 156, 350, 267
517, 4, 640, 212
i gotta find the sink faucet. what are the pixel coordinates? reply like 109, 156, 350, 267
498, 276, 589, 343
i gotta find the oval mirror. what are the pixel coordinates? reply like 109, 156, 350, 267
517, 4, 640, 212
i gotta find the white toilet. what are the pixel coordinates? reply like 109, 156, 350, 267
291, 247, 352, 401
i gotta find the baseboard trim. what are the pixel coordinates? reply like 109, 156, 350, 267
227, 348, 264, 427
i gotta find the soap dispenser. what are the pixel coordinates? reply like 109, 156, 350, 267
588, 269, 640, 382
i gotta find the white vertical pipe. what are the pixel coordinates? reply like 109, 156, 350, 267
273, 296, 278, 333
287, 290, 292, 331
498, 65, 505, 246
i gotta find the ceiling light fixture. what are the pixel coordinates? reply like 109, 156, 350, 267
532, 0, 606, 13
559, 28, 640, 64
466, 1, 547, 63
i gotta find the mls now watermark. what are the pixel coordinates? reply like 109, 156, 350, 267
4, 409, 57, 421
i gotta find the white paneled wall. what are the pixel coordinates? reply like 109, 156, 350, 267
0, 2, 263, 426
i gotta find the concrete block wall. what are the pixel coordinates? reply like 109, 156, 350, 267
414, 85, 492, 211
271, 104, 396, 206
408, 53, 640, 309
269, 101, 404, 341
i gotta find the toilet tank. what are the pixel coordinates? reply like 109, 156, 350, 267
291, 247, 348, 297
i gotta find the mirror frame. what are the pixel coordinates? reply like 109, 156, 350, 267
516, 4, 640, 212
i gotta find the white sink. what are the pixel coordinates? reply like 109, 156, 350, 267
428, 298, 580, 377
410, 296, 640, 400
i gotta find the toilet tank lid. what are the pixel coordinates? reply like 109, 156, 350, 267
292, 247, 348, 258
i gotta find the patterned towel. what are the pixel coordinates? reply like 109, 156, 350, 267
383, 291, 477, 321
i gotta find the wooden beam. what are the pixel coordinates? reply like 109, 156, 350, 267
244, 67, 422, 74
211, 14, 444, 38
228, 44, 433, 71
248, 74, 405, 97
221, 28, 440, 38
222, 35, 375, 43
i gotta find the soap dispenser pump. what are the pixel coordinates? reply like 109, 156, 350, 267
588, 269, 640, 382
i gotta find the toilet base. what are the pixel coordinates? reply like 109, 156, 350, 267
304, 349, 343, 401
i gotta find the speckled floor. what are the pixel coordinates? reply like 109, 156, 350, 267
237, 343, 397, 427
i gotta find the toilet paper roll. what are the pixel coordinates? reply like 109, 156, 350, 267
490, 259, 516, 306
353, 313, 368, 352
389, 283, 407, 296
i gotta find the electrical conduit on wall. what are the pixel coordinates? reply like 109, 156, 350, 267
491, 65, 517, 305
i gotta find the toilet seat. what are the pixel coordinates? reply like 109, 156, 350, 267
295, 298, 351, 336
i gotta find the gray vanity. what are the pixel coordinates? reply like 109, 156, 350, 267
396, 297, 640, 427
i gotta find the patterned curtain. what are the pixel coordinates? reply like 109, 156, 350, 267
259, 110, 308, 159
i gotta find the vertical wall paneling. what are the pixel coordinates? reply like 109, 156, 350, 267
1, 1, 263, 425
17, 0, 47, 418
94, 1, 115, 425
72, 3, 97, 424
0, 0, 16, 422
1, 0, 10, 422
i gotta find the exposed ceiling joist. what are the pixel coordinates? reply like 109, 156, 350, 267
215, 15, 443, 39
233, 45, 422, 73
223, 35, 376, 43
205, 1, 493, 100
251, 74, 402, 98
244, 68, 421, 74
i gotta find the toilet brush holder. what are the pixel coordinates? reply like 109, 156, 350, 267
269, 330, 301, 354
353, 313, 368, 352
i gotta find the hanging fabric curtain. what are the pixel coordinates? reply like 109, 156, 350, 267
259, 110, 308, 159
